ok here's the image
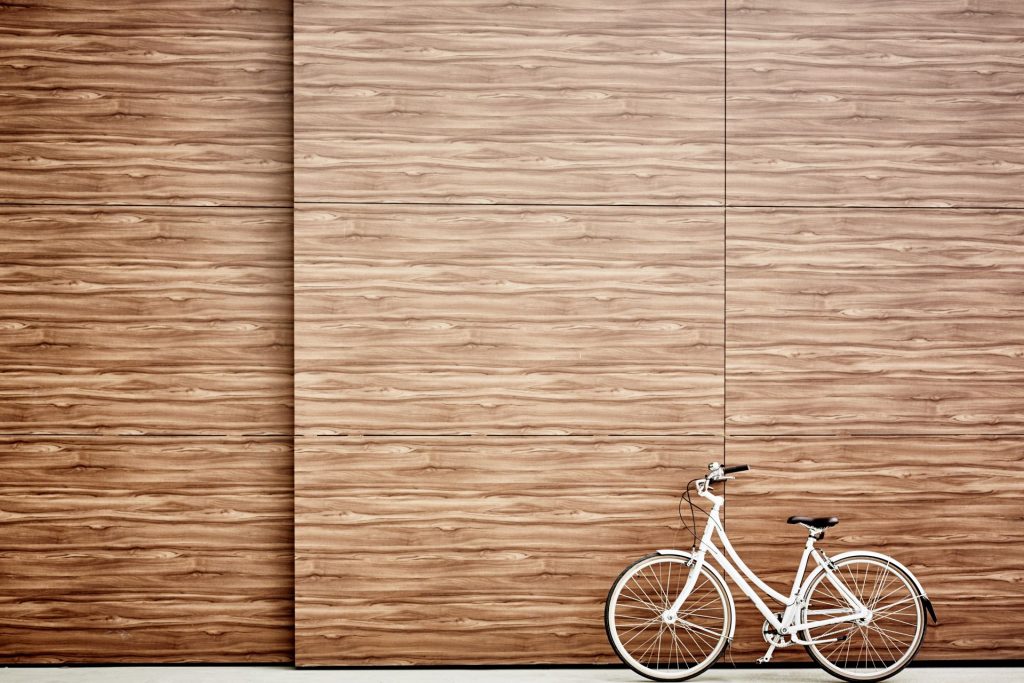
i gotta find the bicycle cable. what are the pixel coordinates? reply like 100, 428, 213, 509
677, 477, 715, 551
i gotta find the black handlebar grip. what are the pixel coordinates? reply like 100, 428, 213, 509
723, 464, 750, 474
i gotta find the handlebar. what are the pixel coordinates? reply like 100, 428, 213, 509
723, 464, 750, 474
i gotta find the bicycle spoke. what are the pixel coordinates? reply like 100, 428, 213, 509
620, 620, 661, 648
680, 626, 715, 657
869, 623, 899, 664
871, 594, 919, 615
819, 580, 847, 610
834, 627, 855, 668
867, 621, 909, 654
655, 617, 664, 669
648, 565, 669, 611
617, 615, 663, 637
637, 568, 664, 611
873, 613, 919, 628
668, 622, 698, 663
678, 619, 720, 638
688, 619, 716, 654
621, 584, 662, 613
637, 623, 663, 664
870, 582, 914, 609
868, 567, 895, 609
863, 629, 889, 668
814, 621, 855, 642
678, 591, 720, 618
664, 622, 682, 668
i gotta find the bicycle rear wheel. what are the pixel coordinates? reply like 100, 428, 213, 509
605, 554, 733, 681
801, 555, 927, 682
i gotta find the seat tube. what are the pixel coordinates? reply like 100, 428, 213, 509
790, 537, 815, 600
778, 537, 816, 628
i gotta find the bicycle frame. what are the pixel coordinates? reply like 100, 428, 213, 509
663, 478, 869, 646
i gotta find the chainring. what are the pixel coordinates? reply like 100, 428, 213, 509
762, 614, 789, 647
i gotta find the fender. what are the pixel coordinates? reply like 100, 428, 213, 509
656, 549, 738, 642
801, 550, 937, 623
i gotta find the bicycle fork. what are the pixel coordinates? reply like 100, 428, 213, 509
659, 550, 733, 647
660, 549, 707, 627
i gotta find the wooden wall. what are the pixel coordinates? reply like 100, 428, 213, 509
4, 0, 1023, 667
727, 0, 1024, 207
0, 1, 294, 663
294, 205, 723, 436
292, 0, 728, 666
725, 1, 1024, 659
294, 0, 723, 204
294, 0, 1024, 667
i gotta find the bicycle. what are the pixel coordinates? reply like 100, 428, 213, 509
604, 462, 936, 682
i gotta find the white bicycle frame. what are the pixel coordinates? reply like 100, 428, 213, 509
663, 477, 870, 653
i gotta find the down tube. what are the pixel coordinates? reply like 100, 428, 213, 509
713, 518, 790, 604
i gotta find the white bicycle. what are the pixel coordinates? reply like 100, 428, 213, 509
605, 462, 936, 682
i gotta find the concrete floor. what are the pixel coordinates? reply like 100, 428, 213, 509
0, 667, 1019, 683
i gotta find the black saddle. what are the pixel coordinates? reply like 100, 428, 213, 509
787, 515, 839, 528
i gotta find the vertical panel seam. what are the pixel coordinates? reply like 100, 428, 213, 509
722, 0, 729, 513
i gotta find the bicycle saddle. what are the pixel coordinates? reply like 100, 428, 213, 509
787, 515, 839, 528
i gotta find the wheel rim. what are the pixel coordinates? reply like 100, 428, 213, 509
803, 558, 925, 680
608, 557, 730, 679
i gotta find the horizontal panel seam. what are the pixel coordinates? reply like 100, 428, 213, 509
295, 201, 721, 208
727, 433, 1024, 437
0, 202, 293, 210
294, 201, 1024, 210
726, 204, 1024, 211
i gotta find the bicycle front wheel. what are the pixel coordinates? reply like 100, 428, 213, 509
801, 555, 927, 682
605, 554, 733, 681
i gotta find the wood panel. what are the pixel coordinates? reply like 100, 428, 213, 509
296, 205, 722, 435
295, 0, 722, 204
0, 206, 292, 435
727, 208, 1024, 434
0, 436, 293, 663
295, 436, 721, 665
727, 0, 1024, 207
724, 436, 1024, 660
0, 0, 291, 205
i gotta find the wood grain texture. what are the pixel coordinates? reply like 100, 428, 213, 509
0, 207, 292, 434
0, 436, 293, 663
725, 436, 1024, 660
295, 205, 722, 435
727, 208, 1024, 434
294, 436, 721, 665
0, 0, 291, 205
295, 0, 722, 204
727, 0, 1024, 207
